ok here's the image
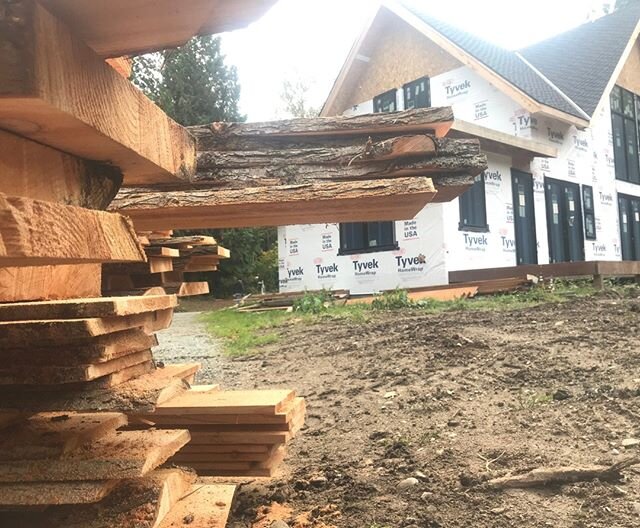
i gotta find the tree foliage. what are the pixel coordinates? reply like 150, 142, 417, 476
280, 75, 319, 118
132, 36, 243, 125
131, 37, 278, 297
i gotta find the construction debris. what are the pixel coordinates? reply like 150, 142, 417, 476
479, 458, 640, 490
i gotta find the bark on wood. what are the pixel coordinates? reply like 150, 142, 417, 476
480, 458, 640, 490
193, 153, 485, 185
0, 193, 146, 266
190, 107, 454, 149
194, 135, 458, 168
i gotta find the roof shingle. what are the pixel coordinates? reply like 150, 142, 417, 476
520, 4, 640, 117
398, 1, 640, 120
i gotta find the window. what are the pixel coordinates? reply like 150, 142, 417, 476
458, 173, 488, 231
582, 185, 596, 240
610, 85, 640, 184
373, 89, 397, 113
339, 222, 398, 255
403, 77, 430, 109
339, 89, 399, 253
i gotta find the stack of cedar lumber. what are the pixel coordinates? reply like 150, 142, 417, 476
0, 295, 183, 390
102, 233, 229, 299
0, 410, 235, 528
134, 387, 306, 477
110, 108, 489, 230
237, 289, 350, 312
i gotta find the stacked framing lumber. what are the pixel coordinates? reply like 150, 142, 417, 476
0, 410, 208, 528
134, 387, 306, 477
103, 233, 229, 298
0, 0, 196, 185
0, 295, 177, 388
111, 109, 488, 229
0, 1, 485, 526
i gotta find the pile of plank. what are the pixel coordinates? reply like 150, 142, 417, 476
110, 109, 489, 230
0, 411, 235, 528
237, 289, 349, 312
103, 233, 229, 299
135, 387, 306, 477
0, 295, 180, 390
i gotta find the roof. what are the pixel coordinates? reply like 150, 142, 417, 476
520, 3, 640, 117
397, 1, 587, 119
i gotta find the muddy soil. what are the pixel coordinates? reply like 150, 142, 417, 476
200, 293, 640, 528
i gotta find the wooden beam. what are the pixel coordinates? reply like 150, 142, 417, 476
39, 0, 277, 58
0, 429, 190, 482
148, 236, 217, 247
0, 193, 146, 266
0, 294, 177, 322
0, 329, 159, 365
0, 264, 102, 303
110, 177, 439, 230
0, 129, 123, 209
449, 120, 558, 159
0, 412, 127, 459
157, 484, 236, 528
0, 480, 119, 507
144, 247, 181, 258
0, 0, 196, 185
0, 309, 175, 346
192, 107, 455, 151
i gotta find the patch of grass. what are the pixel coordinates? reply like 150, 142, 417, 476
371, 288, 413, 309
200, 309, 291, 357
201, 279, 620, 356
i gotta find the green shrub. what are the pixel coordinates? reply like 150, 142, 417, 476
371, 288, 414, 310
293, 290, 333, 314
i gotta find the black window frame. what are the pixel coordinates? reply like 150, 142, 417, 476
610, 85, 640, 185
458, 173, 489, 232
403, 76, 431, 110
373, 89, 398, 113
582, 185, 596, 241
338, 221, 399, 256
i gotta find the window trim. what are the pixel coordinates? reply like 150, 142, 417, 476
582, 185, 596, 241
458, 173, 489, 232
338, 222, 399, 256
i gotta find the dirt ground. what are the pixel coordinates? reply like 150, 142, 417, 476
191, 292, 640, 528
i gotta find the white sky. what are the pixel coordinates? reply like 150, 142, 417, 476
221, 0, 611, 121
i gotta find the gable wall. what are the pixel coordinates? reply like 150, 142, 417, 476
332, 15, 462, 115
616, 38, 640, 95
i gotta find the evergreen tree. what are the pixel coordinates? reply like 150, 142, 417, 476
132, 38, 278, 296
132, 36, 242, 125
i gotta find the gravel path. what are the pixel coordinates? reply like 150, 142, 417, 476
154, 312, 228, 384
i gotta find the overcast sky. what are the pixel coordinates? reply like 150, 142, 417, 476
221, 0, 611, 122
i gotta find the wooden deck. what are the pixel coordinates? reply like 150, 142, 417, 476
450, 260, 640, 289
